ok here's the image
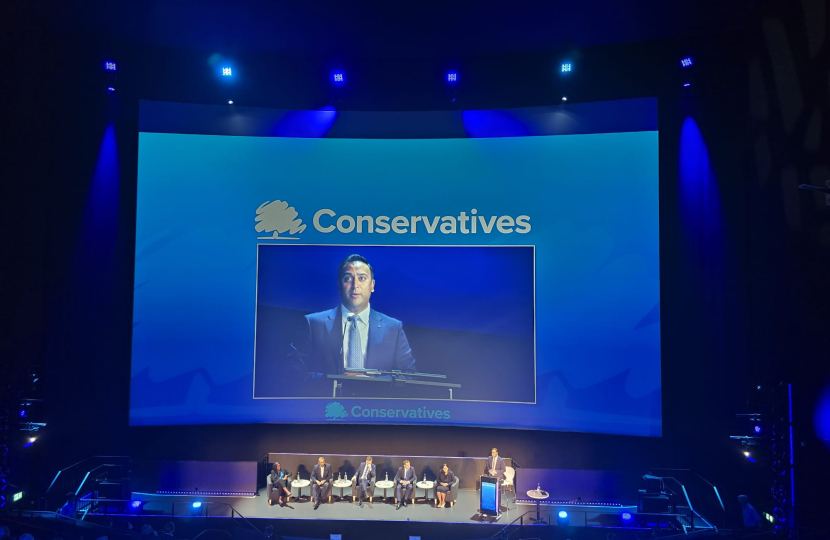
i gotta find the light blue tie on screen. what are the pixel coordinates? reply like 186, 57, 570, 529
347, 315, 364, 369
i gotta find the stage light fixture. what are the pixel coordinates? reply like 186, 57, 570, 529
130, 500, 142, 509
29, 437, 36, 443
104, 61, 117, 72
447, 72, 458, 83
192, 501, 202, 509
561, 63, 572, 73
683, 82, 691, 87
561, 96, 568, 101
107, 87, 115, 94
681, 57, 693, 68
222, 67, 232, 77
19, 409, 26, 418
558, 510, 568, 519
333, 72, 345, 83
557, 510, 570, 525
754, 425, 762, 434
228, 100, 233, 105
621, 512, 633, 521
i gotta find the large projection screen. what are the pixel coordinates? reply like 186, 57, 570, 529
131, 98, 661, 436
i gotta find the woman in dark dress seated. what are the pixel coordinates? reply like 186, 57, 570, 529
435, 463, 456, 508
269, 462, 292, 506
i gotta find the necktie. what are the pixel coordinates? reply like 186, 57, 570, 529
362, 464, 368, 480
347, 314, 364, 369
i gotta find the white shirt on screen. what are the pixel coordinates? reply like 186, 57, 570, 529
341, 303, 370, 370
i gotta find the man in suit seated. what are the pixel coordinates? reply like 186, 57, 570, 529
352, 456, 376, 507
485, 447, 506, 481
395, 459, 416, 510
285, 254, 417, 395
310, 456, 333, 510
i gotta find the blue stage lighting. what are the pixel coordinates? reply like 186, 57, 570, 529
561, 96, 568, 101
228, 100, 233, 105
192, 501, 202, 509
683, 82, 691, 87
561, 63, 572, 73
104, 61, 117, 71
130, 500, 142, 509
333, 72, 344, 83
447, 72, 457, 83
681, 57, 693, 68
19, 410, 26, 418
558, 510, 568, 519
222, 67, 232, 77
621, 512, 633, 521
754, 425, 762, 434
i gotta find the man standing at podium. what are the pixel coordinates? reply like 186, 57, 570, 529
285, 254, 417, 392
311, 456, 332, 510
485, 448, 506, 481
352, 456, 376, 507
395, 459, 416, 510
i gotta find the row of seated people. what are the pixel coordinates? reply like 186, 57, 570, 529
267, 448, 512, 511
268, 456, 458, 510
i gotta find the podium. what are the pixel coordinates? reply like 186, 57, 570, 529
479, 476, 501, 521
327, 370, 460, 400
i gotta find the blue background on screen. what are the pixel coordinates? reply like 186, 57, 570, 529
131, 99, 660, 436
481, 482, 498, 513
256, 245, 534, 337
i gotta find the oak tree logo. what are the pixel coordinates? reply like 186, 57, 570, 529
324, 402, 348, 421
255, 200, 306, 240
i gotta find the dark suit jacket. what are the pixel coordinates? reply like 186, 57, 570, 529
287, 307, 417, 380
436, 471, 457, 486
354, 462, 376, 482
310, 463, 332, 484
270, 469, 291, 484
394, 466, 416, 484
485, 456, 506, 479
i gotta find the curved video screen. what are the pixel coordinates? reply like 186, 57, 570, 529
131, 98, 661, 436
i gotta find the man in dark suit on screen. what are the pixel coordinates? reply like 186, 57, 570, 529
352, 456, 376, 507
285, 254, 417, 392
394, 459, 416, 510
310, 456, 333, 510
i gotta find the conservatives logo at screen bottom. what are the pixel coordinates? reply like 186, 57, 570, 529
324, 402, 451, 421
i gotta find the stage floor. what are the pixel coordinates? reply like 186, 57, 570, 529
134, 487, 540, 525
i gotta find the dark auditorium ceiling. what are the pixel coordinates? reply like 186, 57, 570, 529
44, 0, 760, 56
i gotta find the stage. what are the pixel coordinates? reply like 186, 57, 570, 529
135, 489, 525, 524
125, 487, 648, 534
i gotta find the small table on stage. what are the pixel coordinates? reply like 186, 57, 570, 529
332, 479, 352, 502
415, 480, 434, 505
291, 479, 310, 502
527, 489, 550, 524
375, 479, 395, 501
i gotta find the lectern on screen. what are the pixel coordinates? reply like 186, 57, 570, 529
480, 476, 500, 517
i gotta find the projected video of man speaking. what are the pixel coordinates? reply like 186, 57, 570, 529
253, 245, 536, 403
131, 97, 661, 435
